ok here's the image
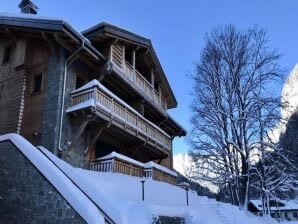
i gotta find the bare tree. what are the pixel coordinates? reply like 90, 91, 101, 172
188, 24, 283, 210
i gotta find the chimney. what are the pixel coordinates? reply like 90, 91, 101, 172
18, 0, 38, 14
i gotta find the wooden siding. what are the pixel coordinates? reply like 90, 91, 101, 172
21, 38, 50, 145
0, 35, 51, 146
0, 37, 27, 134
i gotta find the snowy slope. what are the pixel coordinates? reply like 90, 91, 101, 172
40, 146, 275, 224
0, 134, 105, 224
1, 133, 277, 224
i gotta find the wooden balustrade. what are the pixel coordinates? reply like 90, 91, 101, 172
90, 155, 177, 185
90, 158, 144, 178
70, 84, 172, 151
110, 44, 167, 111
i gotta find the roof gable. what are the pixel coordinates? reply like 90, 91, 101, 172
82, 22, 177, 108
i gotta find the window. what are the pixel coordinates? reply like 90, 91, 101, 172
294, 212, 298, 217
32, 73, 43, 94
3, 45, 12, 64
76, 76, 86, 89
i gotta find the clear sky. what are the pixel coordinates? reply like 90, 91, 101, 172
2, 0, 298, 154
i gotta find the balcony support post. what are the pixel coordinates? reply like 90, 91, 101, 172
122, 45, 126, 71
109, 44, 113, 62
150, 69, 155, 87
132, 50, 136, 69
158, 83, 162, 102
68, 120, 90, 151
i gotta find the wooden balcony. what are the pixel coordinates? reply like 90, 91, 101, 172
109, 44, 167, 111
67, 80, 172, 153
90, 152, 177, 185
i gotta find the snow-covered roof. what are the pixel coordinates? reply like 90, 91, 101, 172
66, 98, 95, 113
0, 134, 105, 224
96, 151, 144, 168
0, 13, 103, 61
0, 12, 63, 21
250, 199, 298, 211
144, 161, 177, 177
96, 151, 177, 177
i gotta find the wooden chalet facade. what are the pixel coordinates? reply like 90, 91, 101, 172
0, 13, 186, 184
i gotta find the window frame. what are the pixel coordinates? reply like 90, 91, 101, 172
31, 72, 43, 95
2, 45, 13, 65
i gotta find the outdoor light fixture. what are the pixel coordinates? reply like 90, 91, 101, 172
177, 182, 190, 206
141, 180, 145, 201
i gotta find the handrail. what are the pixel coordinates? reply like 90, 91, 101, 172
111, 45, 167, 111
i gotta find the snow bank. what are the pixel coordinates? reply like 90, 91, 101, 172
1, 133, 277, 224
0, 134, 105, 224
39, 145, 277, 224
96, 151, 177, 177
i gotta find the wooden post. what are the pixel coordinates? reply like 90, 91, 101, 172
132, 50, 136, 69
150, 69, 154, 87
158, 83, 162, 101
69, 120, 89, 150
109, 44, 113, 62
122, 45, 126, 71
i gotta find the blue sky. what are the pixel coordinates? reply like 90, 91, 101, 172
2, 0, 298, 154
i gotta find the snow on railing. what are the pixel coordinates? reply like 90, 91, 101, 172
68, 80, 172, 151
90, 151, 177, 185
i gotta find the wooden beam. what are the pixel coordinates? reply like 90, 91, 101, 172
42, 32, 60, 61
5, 28, 17, 43
130, 142, 146, 158
69, 120, 89, 150
122, 45, 125, 70
150, 69, 155, 86
132, 50, 136, 69
54, 34, 76, 52
88, 121, 111, 150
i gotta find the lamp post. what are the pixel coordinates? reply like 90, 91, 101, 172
186, 188, 189, 206
141, 180, 145, 201
177, 182, 190, 206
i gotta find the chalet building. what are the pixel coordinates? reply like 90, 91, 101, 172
0, 10, 185, 183
248, 200, 298, 222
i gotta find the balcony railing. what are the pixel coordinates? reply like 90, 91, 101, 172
90, 152, 177, 185
110, 44, 167, 111
69, 80, 172, 151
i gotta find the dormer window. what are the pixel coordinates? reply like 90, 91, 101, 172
2, 45, 12, 64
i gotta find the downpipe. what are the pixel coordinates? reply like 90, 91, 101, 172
57, 39, 85, 156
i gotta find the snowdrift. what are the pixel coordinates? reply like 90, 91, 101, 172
1, 133, 277, 224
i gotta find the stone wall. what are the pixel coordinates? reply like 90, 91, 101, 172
41, 48, 65, 155
0, 140, 86, 224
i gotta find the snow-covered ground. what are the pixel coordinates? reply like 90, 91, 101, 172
1, 133, 277, 224
42, 147, 275, 224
